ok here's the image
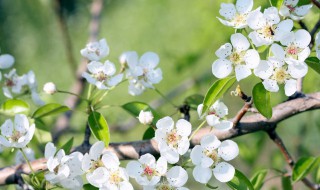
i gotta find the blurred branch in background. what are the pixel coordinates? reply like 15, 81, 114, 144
1, 92, 320, 187
52, 0, 103, 143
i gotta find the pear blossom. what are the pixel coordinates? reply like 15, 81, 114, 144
81, 38, 109, 61
120, 51, 162, 95
82, 61, 123, 90
155, 117, 192, 164
15, 148, 35, 164
197, 101, 233, 131
126, 154, 167, 186
0, 114, 35, 148
217, 0, 255, 29
316, 32, 320, 59
26, 71, 45, 106
279, 0, 312, 20
43, 82, 57, 94
191, 134, 239, 183
138, 110, 154, 125
247, 7, 293, 47
254, 57, 308, 96
0, 53, 14, 81
212, 33, 260, 81
45, 143, 84, 189
143, 166, 189, 190
2, 69, 27, 98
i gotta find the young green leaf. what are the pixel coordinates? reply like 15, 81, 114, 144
305, 57, 320, 75
227, 169, 255, 190
122, 101, 161, 125
60, 137, 74, 154
83, 184, 99, 190
282, 176, 293, 190
88, 111, 110, 147
142, 127, 155, 140
0, 99, 30, 116
34, 119, 50, 132
251, 169, 268, 189
292, 156, 320, 182
32, 103, 70, 119
271, 0, 284, 9
252, 82, 272, 119
184, 94, 204, 110
202, 76, 236, 115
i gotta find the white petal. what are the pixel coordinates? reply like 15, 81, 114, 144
294, 4, 312, 16
140, 52, 159, 69
146, 68, 162, 84
213, 162, 235, 182
197, 104, 204, 118
215, 43, 232, 59
235, 65, 251, 81
288, 62, 308, 78
98, 38, 109, 58
218, 140, 239, 161
193, 165, 212, 184
219, 3, 236, 20
279, 6, 290, 17
217, 17, 235, 28
200, 134, 221, 150
45, 143, 56, 159
263, 7, 280, 25
254, 60, 273, 79
244, 49, 260, 69
1, 119, 13, 137
124, 51, 139, 68
212, 101, 228, 118
89, 141, 105, 160
102, 151, 120, 170
161, 147, 179, 164
248, 31, 271, 47
262, 79, 279, 92
82, 72, 96, 85
108, 74, 123, 87
201, 156, 214, 168
247, 9, 266, 30
0, 54, 14, 69
87, 61, 104, 74
295, 29, 311, 48
214, 120, 233, 131
206, 114, 220, 126
271, 44, 285, 60
236, 0, 253, 14
86, 167, 108, 188
126, 161, 143, 178
190, 145, 203, 165
0, 136, 10, 147
280, 31, 295, 46
177, 138, 190, 155
231, 33, 250, 51
212, 59, 233, 79
156, 156, 167, 175
119, 181, 134, 190
156, 116, 174, 132
139, 153, 156, 166
103, 60, 116, 76
274, 20, 294, 42
285, 79, 297, 96
166, 166, 188, 187
176, 119, 191, 137
284, 0, 299, 6
316, 32, 320, 59
298, 48, 310, 62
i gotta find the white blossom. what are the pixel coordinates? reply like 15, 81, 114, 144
154, 117, 191, 164
0, 54, 14, 81
197, 101, 233, 131
212, 33, 260, 81
217, 0, 256, 29
247, 7, 293, 46
254, 57, 308, 96
316, 32, 320, 60
190, 134, 239, 183
279, 0, 312, 20
26, 71, 45, 106
81, 38, 109, 61
15, 148, 35, 164
138, 110, 154, 125
126, 154, 167, 186
43, 82, 57, 94
120, 51, 162, 96
0, 114, 35, 148
2, 69, 27, 98
82, 61, 123, 90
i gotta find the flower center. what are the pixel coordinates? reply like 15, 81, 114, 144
5, 79, 15, 87
272, 67, 289, 84
286, 5, 295, 12
90, 159, 104, 172
229, 51, 245, 64
109, 170, 123, 184
166, 130, 181, 148
53, 165, 60, 174
233, 14, 247, 27
156, 183, 173, 190
94, 71, 107, 82
88, 44, 100, 56
143, 166, 155, 176
204, 149, 220, 165
258, 25, 275, 39
286, 44, 302, 59
10, 130, 22, 142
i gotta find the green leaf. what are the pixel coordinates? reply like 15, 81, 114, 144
202, 76, 236, 114
0, 99, 30, 116
292, 157, 320, 182
271, 0, 284, 9
122, 101, 161, 125
34, 119, 50, 132
88, 111, 110, 147
32, 103, 70, 119
297, 0, 311, 6
252, 82, 272, 119
257, 45, 269, 53
60, 137, 74, 154
305, 57, 320, 75
282, 176, 293, 190
251, 169, 268, 190
227, 169, 254, 190
83, 184, 99, 190
184, 94, 204, 110
142, 127, 155, 140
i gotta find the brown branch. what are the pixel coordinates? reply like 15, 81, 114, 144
52, 0, 104, 143
1, 92, 320, 185
267, 130, 320, 190
232, 86, 252, 127
311, 0, 320, 9
310, 19, 320, 49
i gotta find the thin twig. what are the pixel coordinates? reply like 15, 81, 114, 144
232, 86, 252, 127
311, 0, 320, 9
310, 19, 320, 49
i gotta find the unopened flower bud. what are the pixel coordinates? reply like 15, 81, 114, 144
138, 110, 154, 125
43, 82, 57, 94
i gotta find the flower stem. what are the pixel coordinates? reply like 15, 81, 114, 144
57, 90, 89, 102
189, 120, 207, 141
19, 148, 40, 185
154, 88, 177, 107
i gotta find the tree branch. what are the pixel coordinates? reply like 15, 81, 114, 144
311, 0, 320, 9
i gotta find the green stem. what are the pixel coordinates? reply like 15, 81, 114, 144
154, 88, 177, 107
243, 28, 256, 50
57, 90, 89, 102
19, 148, 40, 185
189, 120, 207, 141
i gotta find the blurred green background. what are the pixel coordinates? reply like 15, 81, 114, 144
0, 0, 319, 189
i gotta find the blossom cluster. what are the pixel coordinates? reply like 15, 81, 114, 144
81, 39, 163, 95
213, 0, 314, 96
